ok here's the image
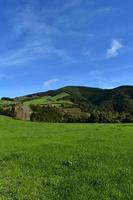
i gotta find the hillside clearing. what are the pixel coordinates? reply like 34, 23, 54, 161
23, 92, 73, 106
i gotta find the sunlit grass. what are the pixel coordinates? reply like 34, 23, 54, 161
24, 92, 73, 107
0, 116, 132, 199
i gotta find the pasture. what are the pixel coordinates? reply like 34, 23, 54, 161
24, 92, 73, 107
0, 116, 132, 199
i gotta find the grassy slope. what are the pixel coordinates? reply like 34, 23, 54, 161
0, 116, 132, 199
24, 92, 73, 106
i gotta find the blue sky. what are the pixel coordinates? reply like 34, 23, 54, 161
0, 0, 133, 97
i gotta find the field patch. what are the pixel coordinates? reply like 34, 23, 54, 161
24, 92, 73, 107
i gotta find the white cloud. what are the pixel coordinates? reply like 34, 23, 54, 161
43, 79, 59, 87
106, 39, 123, 58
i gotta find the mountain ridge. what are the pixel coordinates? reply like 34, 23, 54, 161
14, 85, 133, 113
0, 85, 133, 123
15, 85, 133, 99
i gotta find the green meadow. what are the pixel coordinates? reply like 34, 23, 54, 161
24, 92, 73, 107
0, 116, 132, 199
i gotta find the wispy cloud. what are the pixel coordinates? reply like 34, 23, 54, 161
1, 1, 116, 68
106, 39, 123, 58
59, 0, 81, 12
83, 48, 91, 56
0, 43, 73, 67
43, 79, 59, 87
0, 73, 12, 80
12, 4, 60, 38
1, 2, 75, 67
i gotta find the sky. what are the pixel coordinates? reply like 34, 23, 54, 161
0, 0, 133, 97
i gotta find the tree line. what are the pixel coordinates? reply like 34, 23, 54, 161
0, 104, 133, 123
30, 105, 133, 123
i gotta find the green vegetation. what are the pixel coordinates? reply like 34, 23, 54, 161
20, 85, 133, 113
0, 99, 15, 106
30, 104, 133, 123
24, 92, 73, 107
0, 116, 132, 199
0, 85, 133, 123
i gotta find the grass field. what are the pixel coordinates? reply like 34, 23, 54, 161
24, 92, 73, 107
0, 116, 132, 199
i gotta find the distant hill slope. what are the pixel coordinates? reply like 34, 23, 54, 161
15, 85, 133, 112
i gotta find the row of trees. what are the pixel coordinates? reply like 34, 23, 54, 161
0, 104, 133, 123
30, 105, 133, 123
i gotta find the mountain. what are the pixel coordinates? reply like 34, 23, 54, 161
16, 85, 133, 112
0, 85, 133, 123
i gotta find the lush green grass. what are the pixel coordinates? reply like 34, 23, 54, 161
0, 116, 132, 199
24, 92, 73, 107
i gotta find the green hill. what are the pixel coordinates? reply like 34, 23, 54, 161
1, 85, 133, 122
17, 85, 133, 112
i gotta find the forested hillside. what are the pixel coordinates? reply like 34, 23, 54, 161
0, 85, 133, 123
